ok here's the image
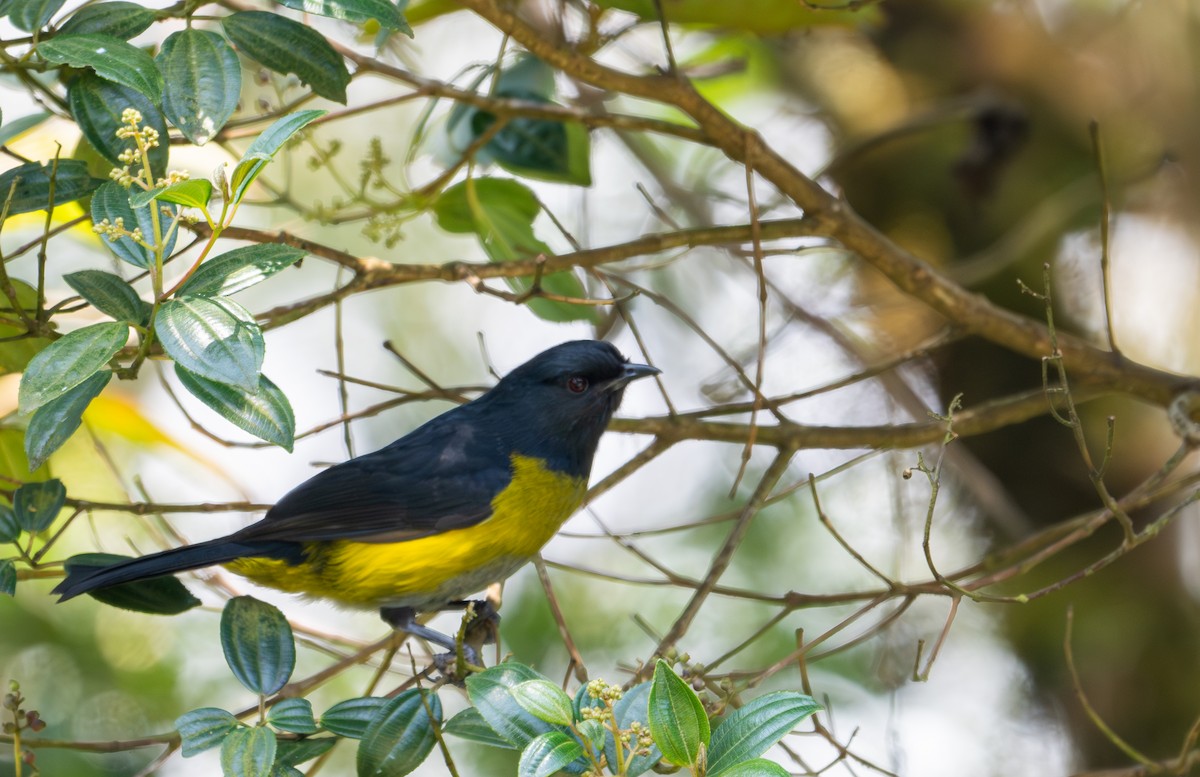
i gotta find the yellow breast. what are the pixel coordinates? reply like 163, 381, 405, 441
226, 454, 586, 609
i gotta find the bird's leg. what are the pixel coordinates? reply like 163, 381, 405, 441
445, 598, 501, 643
378, 605, 482, 670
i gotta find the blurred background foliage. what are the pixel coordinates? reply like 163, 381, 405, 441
2, 0, 1200, 775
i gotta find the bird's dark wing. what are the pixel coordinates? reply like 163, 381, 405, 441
235, 414, 511, 544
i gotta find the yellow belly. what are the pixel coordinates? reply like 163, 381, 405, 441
226, 455, 586, 609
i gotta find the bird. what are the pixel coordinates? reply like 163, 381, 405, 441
54, 340, 659, 660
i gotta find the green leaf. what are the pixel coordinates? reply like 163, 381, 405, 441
464, 663, 561, 749
517, 731, 585, 777
356, 689, 441, 777
64, 552, 202, 614
442, 708, 517, 750
64, 270, 147, 324
25, 369, 111, 470
510, 679, 576, 727
130, 178, 214, 211
176, 707, 240, 757
8, 0, 66, 32
89, 181, 177, 268
275, 0, 411, 34
0, 111, 50, 147
221, 726, 278, 777
275, 737, 336, 766
69, 72, 169, 175
59, 2, 155, 39
12, 479, 65, 533
648, 660, 710, 767
0, 160, 102, 215
319, 697, 388, 739
178, 244, 306, 297
709, 758, 791, 777
222, 12, 350, 103
576, 719, 606, 752
0, 559, 15, 596
158, 29, 242, 146
606, 680, 660, 777
0, 279, 50, 376
220, 595, 296, 696
18, 321, 127, 413
706, 692, 821, 776
228, 109, 326, 206
268, 698, 318, 735
0, 507, 19, 543
156, 296, 265, 391
175, 367, 295, 451
40, 34, 164, 103
494, 55, 556, 99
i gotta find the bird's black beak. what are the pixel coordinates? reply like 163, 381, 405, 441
603, 362, 661, 392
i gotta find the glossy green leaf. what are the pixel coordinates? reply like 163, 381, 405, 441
222, 12, 350, 103
465, 663, 560, 748
576, 719, 606, 752
9, 0, 66, 32
59, 2, 155, 38
228, 109, 325, 206
129, 178, 213, 211
268, 697, 318, 734
175, 367, 295, 451
156, 296, 264, 391
706, 692, 821, 776
648, 660, 710, 767
178, 244, 305, 297
69, 73, 169, 175
176, 707, 240, 756
40, 34, 163, 103
25, 369, 111, 470
276, 0, 411, 34
0, 559, 15, 596
220, 595, 296, 696
0, 279, 50, 376
221, 726, 277, 777
64, 552, 201, 614
275, 737, 336, 766
510, 679, 575, 727
0, 507, 19, 543
17, 321, 128, 413
13, 479, 64, 532
442, 708, 517, 750
606, 680, 660, 777
158, 29, 242, 145
64, 270, 147, 324
319, 697, 388, 739
272, 766, 304, 777
89, 181, 177, 268
710, 758, 791, 777
356, 689, 441, 777
517, 731, 585, 777
0, 160, 102, 215
0, 111, 50, 147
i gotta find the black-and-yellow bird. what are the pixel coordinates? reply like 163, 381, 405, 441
54, 340, 658, 654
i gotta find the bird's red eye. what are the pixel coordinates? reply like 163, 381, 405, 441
566, 376, 588, 394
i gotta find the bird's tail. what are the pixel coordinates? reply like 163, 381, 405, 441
52, 539, 295, 601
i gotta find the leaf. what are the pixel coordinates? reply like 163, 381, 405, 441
8, 0, 66, 32
13, 479, 66, 533
25, 369, 111, 470
268, 698, 318, 734
220, 595, 296, 696
40, 33, 164, 103
0, 160, 102, 215
576, 719, 606, 752
175, 367, 295, 451
356, 689, 441, 777
64, 552, 201, 614
0, 111, 50, 147
275, 737, 336, 766
176, 707, 240, 757
0, 559, 14, 596
0, 507, 19, 543
89, 180, 178, 269
220, 726, 278, 777
17, 320, 128, 412
59, 2, 156, 39
706, 692, 821, 776
228, 110, 325, 206
69, 72, 169, 175
222, 12, 350, 103
606, 680, 660, 777
275, 0, 411, 34
0, 279, 50, 375
156, 296, 265, 391
464, 663, 561, 749
709, 758, 791, 777
177, 244, 306, 297
319, 697, 388, 739
157, 29, 242, 146
64, 270, 148, 324
517, 731, 585, 777
648, 660, 710, 767
442, 708, 517, 750
510, 679, 576, 727
131, 178, 213, 211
